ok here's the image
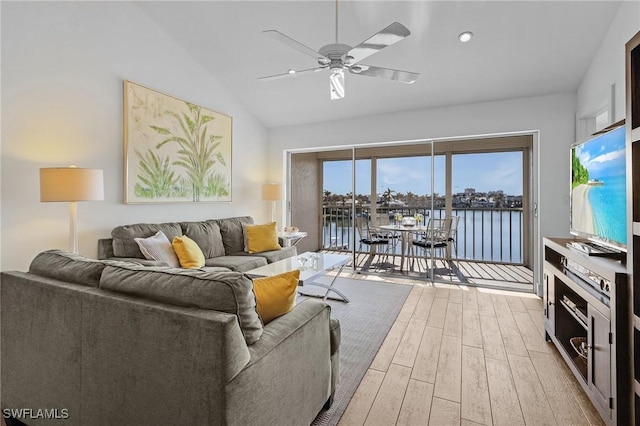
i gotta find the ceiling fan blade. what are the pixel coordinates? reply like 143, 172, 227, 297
346, 22, 411, 65
349, 64, 418, 84
263, 30, 328, 62
258, 67, 327, 81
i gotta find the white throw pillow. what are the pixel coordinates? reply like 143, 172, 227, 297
134, 231, 180, 268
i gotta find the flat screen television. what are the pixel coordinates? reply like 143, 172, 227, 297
570, 124, 627, 252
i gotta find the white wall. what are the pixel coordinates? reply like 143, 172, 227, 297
1, 2, 268, 271
268, 92, 578, 291
577, 1, 640, 123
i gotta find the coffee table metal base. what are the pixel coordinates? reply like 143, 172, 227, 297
246, 253, 351, 303
298, 263, 350, 303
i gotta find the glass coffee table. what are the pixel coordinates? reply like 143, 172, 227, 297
246, 252, 350, 303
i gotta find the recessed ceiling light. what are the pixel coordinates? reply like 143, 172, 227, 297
288, 69, 296, 74
459, 31, 473, 42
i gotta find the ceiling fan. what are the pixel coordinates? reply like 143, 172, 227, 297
258, 1, 419, 100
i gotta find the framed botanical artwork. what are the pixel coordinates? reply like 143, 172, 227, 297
124, 80, 232, 203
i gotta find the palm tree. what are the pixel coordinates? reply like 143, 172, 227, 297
150, 102, 227, 201
381, 187, 395, 205
134, 149, 179, 198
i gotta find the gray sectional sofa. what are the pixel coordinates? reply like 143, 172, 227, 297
97, 216, 296, 272
1, 250, 340, 425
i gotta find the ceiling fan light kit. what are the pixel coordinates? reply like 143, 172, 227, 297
259, 1, 419, 100
330, 69, 345, 100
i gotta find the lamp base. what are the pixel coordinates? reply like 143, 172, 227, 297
271, 201, 276, 224
69, 201, 78, 254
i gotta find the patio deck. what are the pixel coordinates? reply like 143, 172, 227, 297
320, 249, 534, 292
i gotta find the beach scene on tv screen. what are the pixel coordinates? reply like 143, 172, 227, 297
571, 126, 627, 246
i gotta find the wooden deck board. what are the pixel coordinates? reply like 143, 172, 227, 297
329, 250, 534, 292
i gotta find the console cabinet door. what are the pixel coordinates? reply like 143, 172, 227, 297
588, 304, 612, 416
543, 269, 555, 336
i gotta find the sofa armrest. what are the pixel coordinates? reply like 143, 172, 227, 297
97, 238, 114, 259
246, 298, 330, 365
225, 299, 334, 426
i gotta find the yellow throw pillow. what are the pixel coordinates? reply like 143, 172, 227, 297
172, 235, 205, 269
245, 222, 281, 254
253, 269, 300, 324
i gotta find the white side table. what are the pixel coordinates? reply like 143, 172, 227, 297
278, 231, 308, 247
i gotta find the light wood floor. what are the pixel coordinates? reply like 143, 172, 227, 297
336, 280, 605, 426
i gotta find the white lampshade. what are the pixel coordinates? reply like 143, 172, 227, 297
40, 167, 104, 202
40, 167, 104, 254
262, 183, 282, 201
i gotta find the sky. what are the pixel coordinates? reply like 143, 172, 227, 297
323, 152, 524, 196
575, 126, 626, 178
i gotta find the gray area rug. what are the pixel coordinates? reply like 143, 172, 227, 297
299, 276, 412, 426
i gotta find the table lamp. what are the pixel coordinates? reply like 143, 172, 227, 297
40, 167, 104, 253
262, 183, 282, 223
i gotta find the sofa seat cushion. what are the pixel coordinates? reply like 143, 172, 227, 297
112, 222, 183, 258
180, 221, 226, 259
103, 257, 168, 267
248, 246, 297, 263
99, 263, 263, 344
205, 256, 267, 272
29, 249, 107, 287
200, 266, 233, 273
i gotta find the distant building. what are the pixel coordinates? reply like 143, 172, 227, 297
464, 188, 475, 196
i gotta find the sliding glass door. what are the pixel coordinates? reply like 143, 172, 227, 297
451, 151, 525, 263
287, 133, 533, 287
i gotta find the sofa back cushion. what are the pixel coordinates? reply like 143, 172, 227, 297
215, 216, 254, 255
180, 221, 226, 259
111, 222, 182, 258
99, 264, 263, 344
29, 249, 107, 287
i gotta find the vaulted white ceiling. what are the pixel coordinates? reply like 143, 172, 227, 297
137, 1, 621, 128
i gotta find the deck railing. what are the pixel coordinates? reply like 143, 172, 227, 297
322, 205, 524, 264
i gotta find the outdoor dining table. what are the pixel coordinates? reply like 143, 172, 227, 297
377, 224, 430, 272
